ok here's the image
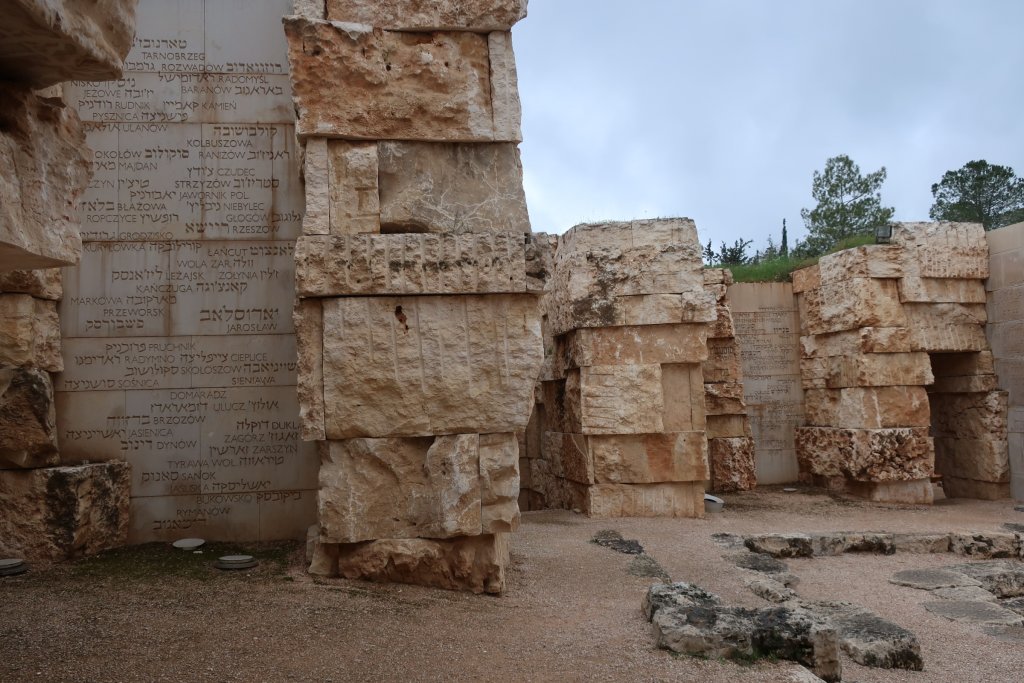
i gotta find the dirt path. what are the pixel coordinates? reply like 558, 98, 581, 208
2, 488, 1022, 682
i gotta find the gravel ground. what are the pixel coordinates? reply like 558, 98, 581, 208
2, 486, 1023, 682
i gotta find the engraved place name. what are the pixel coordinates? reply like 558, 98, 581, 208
733, 310, 798, 337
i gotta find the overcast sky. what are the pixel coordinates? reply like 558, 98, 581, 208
513, 0, 1024, 250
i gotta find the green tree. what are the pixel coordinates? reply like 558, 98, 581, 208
702, 239, 716, 265
799, 154, 894, 256
717, 238, 753, 265
929, 160, 1024, 230
781, 219, 789, 257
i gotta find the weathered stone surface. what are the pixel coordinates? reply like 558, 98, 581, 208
801, 600, 923, 670
552, 324, 708, 376
706, 414, 752, 439
903, 302, 988, 352
0, 367, 59, 469
294, 299, 325, 441
744, 533, 815, 558
587, 482, 704, 518
942, 476, 1010, 500
708, 437, 756, 493
898, 277, 987, 304
540, 431, 593, 483
891, 533, 951, 553
524, 232, 556, 293
546, 219, 710, 336
891, 567, 981, 590
935, 438, 1009, 484
318, 435, 481, 543
644, 582, 841, 682
703, 338, 742, 382
948, 560, 1024, 595
800, 352, 933, 389
799, 278, 906, 336
591, 432, 708, 484
378, 141, 530, 234
845, 479, 935, 504
0, 268, 61, 300
704, 381, 746, 415
892, 222, 989, 279
816, 245, 903, 283
791, 264, 820, 294
327, 140, 380, 235
795, 427, 934, 482
330, 532, 509, 594
929, 391, 1007, 439
0, 86, 88, 270
811, 532, 895, 556
320, 294, 542, 438
803, 387, 930, 429
284, 18, 520, 142
295, 232, 528, 297
0, 294, 61, 372
0, 462, 130, 561
326, 0, 528, 30
949, 535, 1021, 560
800, 327, 912, 357
923, 600, 1024, 626
0, 0, 136, 87
302, 138, 331, 235
478, 433, 520, 533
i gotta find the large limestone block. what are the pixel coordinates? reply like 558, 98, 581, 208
0, 367, 58, 469
930, 390, 1007, 439
302, 138, 331, 235
293, 299, 325, 441
551, 323, 708, 377
319, 436, 481, 543
0, 0, 136, 87
320, 294, 542, 438
0, 294, 61, 371
791, 264, 820, 294
295, 232, 528, 297
541, 430, 593, 483
816, 245, 903, 283
800, 352, 933, 389
546, 431, 709, 485
478, 433, 520, 533
0, 268, 61, 300
0, 86, 88, 270
800, 327, 912, 357
903, 303, 988, 352
708, 437, 756, 493
795, 427, 934, 482
799, 278, 906, 336
931, 351, 994, 378
942, 477, 1010, 501
934, 437, 1009, 484
547, 219, 710, 336
705, 414, 752, 439
803, 387, 931, 429
378, 141, 530, 234
898, 277, 987, 304
586, 482, 704, 518
0, 462, 130, 561
328, 533, 509, 594
284, 18, 520, 142
704, 381, 746, 416
703, 338, 742, 383
892, 222, 989, 279
326, 0, 528, 31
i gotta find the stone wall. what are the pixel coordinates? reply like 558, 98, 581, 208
793, 222, 1006, 503
728, 282, 804, 485
289, 1, 541, 593
0, 0, 137, 562
985, 221, 1024, 500
59, 0, 317, 542
534, 219, 715, 517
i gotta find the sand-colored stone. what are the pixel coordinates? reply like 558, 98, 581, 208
791, 264, 820, 294
377, 141, 530, 234
903, 303, 988, 352
0, 268, 61, 300
703, 338, 743, 383
585, 482, 704, 518
589, 432, 708, 484
284, 18, 519, 142
326, 0, 528, 31
0, 462, 130, 561
705, 414, 752, 439
320, 294, 542, 438
942, 477, 1010, 500
576, 364, 665, 435
795, 426, 934, 482
931, 374, 999, 394
0, 86, 88, 270
302, 138, 330, 235
930, 391, 1008, 440
845, 479, 934, 505
816, 245, 903, 283
704, 382, 746, 416
893, 222, 989, 279
800, 327, 912, 357
800, 352, 933, 389
0, 0, 136, 88
330, 532, 509, 594
318, 435, 482, 543
898, 277, 987, 304
541, 431, 594, 484
295, 232, 528, 297
0, 294, 61, 372
478, 433, 520, 533
703, 268, 734, 287
705, 301, 736, 339
293, 299, 325, 441
552, 324, 708, 376
525, 232, 556, 293
798, 279, 906, 335
0, 367, 59, 469
328, 140, 380, 235
934, 438, 1010, 484
708, 437, 757, 493
803, 387, 931, 429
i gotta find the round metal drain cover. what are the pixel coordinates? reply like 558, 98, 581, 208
215, 554, 257, 570
172, 538, 205, 550
0, 558, 28, 576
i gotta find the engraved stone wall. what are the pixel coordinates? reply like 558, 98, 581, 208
728, 282, 803, 485
59, 0, 317, 542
